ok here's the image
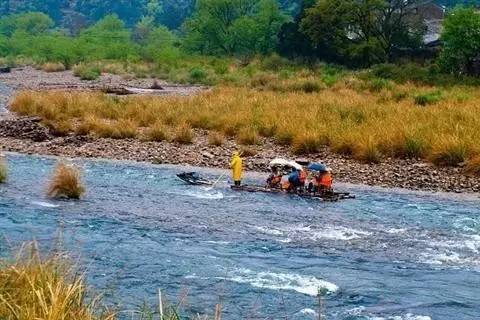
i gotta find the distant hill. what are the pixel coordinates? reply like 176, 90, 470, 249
0, 0, 477, 31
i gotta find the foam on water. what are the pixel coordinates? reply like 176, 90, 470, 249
386, 228, 407, 234
31, 201, 60, 208
253, 226, 284, 236
219, 268, 338, 296
309, 226, 372, 241
298, 308, 318, 317
253, 224, 372, 242
178, 189, 224, 200
347, 307, 432, 320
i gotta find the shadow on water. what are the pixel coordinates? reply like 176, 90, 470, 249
0, 153, 479, 320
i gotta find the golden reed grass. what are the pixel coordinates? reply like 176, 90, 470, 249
0, 242, 114, 320
47, 162, 85, 199
10, 83, 480, 170
0, 158, 7, 183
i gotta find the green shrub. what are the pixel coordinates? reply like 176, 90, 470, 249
367, 78, 392, 92
414, 91, 443, 106
392, 91, 408, 102
189, 67, 208, 83
261, 54, 289, 71
403, 136, 427, 158
73, 64, 101, 80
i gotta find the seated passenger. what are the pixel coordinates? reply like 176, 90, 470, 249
288, 168, 306, 192
266, 168, 282, 189
318, 168, 333, 193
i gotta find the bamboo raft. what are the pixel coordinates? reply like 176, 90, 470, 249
230, 185, 355, 202
177, 172, 355, 202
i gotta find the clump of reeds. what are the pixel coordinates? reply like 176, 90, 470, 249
208, 131, 225, 146
146, 121, 169, 142
0, 242, 114, 320
465, 155, 480, 176
0, 158, 7, 183
41, 62, 66, 72
429, 137, 468, 166
173, 123, 193, 144
47, 162, 85, 199
237, 127, 260, 145
9, 82, 480, 172
73, 63, 101, 80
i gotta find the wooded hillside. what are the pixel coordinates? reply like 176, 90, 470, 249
0, 0, 471, 31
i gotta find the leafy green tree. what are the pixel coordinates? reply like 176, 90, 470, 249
300, 0, 425, 66
141, 25, 179, 61
0, 12, 54, 36
184, 0, 287, 55
278, 0, 322, 59
439, 6, 480, 75
76, 15, 139, 61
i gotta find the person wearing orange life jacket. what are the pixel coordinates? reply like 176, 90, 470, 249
318, 168, 334, 193
266, 167, 282, 189
299, 169, 307, 185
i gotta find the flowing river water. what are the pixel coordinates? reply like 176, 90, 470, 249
0, 154, 479, 320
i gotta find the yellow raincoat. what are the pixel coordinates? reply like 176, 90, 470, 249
230, 152, 243, 182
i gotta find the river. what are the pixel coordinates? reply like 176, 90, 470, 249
0, 154, 479, 320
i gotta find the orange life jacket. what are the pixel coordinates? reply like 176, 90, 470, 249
299, 170, 307, 184
320, 173, 333, 188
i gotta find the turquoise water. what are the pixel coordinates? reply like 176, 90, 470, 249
0, 153, 479, 320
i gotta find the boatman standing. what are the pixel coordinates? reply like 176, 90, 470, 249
230, 151, 243, 186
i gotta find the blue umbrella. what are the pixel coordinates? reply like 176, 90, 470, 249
308, 163, 327, 172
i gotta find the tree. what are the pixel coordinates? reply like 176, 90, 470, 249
439, 6, 480, 75
184, 0, 288, 56
300, 0, 425, 66
76, 15, 139, 60
278, 0, 323, 59
0, 12, 54, 36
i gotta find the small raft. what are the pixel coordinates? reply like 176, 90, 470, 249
231, 185, 355, 202
177, 172, 213, 186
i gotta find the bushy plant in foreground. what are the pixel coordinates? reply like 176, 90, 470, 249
0, 242, 113, 320
47, 162, 85, 199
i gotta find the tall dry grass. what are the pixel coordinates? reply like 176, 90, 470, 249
47, 162, 85, 199
0, 242, 114, 320
10, 82, 480, 171
0, 158, 7, 183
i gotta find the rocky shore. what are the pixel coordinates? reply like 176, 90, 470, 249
1, 68, 479, 194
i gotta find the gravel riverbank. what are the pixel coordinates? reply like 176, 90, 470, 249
0, 68, 479, 194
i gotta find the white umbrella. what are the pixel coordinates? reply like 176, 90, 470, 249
269, 158, 303, 170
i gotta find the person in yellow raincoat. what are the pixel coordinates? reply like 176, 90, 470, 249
230, 152, 243, 186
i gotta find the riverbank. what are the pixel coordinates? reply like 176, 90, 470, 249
1, 68, 479, 194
